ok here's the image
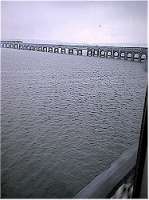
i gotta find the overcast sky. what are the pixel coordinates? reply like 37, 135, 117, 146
1, 1, 147, 46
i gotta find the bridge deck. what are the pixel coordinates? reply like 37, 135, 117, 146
0, 41, 148, 62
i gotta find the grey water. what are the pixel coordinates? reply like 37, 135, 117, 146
1, 48, 147, 198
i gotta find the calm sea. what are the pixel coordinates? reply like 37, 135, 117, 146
1, 48, 147, 198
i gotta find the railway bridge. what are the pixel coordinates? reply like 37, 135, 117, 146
1, 40, 148, 62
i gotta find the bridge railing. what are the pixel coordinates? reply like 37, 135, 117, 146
0, 41, 147, 62
74, 145, 138, 198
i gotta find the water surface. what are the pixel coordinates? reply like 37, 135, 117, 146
1, 48, 147, 198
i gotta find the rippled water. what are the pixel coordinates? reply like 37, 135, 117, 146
1, 48, 147, 198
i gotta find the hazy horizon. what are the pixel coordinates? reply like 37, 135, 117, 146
1, 1, 147, 46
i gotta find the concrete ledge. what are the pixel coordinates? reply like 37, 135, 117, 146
75, 145, 138, 199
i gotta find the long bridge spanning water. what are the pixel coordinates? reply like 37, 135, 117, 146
0, 40, 148, 62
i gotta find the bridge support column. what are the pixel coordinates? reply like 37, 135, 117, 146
139, 54, 142, 62
131, 52, 134, 61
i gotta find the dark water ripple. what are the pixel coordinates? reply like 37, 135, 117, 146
1, 49, 147, 198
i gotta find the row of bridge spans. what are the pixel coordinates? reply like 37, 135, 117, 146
1, 40, 148, 62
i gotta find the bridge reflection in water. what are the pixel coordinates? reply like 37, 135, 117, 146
0, 40, 148, 62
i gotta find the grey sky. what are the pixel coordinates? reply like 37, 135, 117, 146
1, 1, 147, 46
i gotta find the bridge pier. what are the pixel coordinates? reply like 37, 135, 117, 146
131, 52, 134, 61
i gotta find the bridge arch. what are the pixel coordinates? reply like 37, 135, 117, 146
72, 48, 77, 55
113, 51, 119, 58
100, 50, 105, 57
68, 48, 74, 55
6, 43, 10, 48
42, 46, 48, 52
22, 45, 26, 50
14, 44, 19, 49
48, 47, 53, 52
19, 44, 23, 49
37, 46, 42, 51
31, 46, 36, 51
61, 48, 66, 54
134, 53, 140, 60
107, 51, 112, 57
3, 43, 6, 48
87, 49, 92, 56
140, 54, 147, 61
127, 52, 133, 60
77, 49, 82, 56
82, 49, 87, 56
34, 46, 38, 51
120, 52, 125, 58
93, 49, 99, 57
10, 44, 14, 48
54, 47, 59, 53
26, 46, 30, 50
127, 52, 132, 58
